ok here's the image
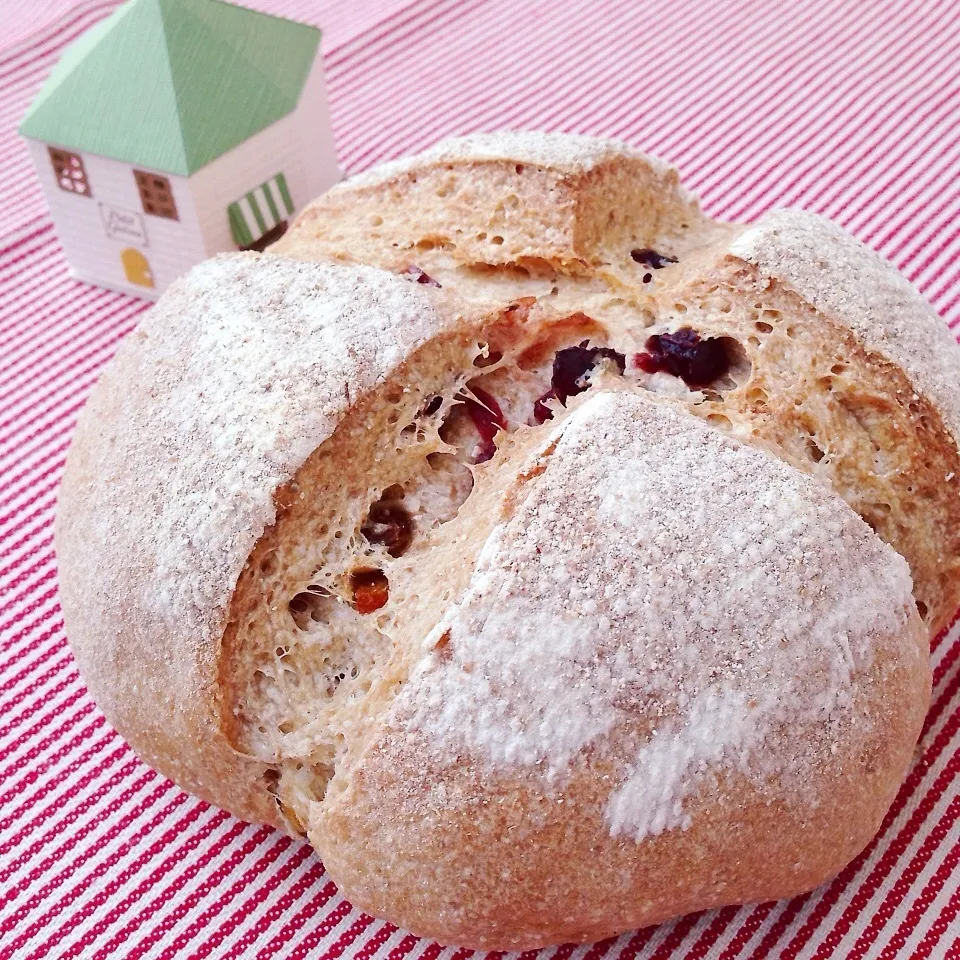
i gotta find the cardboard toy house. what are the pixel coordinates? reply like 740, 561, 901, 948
20, 0, 340, 299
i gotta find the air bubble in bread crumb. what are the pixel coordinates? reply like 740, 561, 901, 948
473, 345, 503, 368
805, 437, 826, 463
262, 768, 280, 793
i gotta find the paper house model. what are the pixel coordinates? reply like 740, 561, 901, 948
19, 0, 339, 299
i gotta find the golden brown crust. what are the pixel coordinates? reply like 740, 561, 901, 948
57, 405, 283, 829
278, 131, 702, 275
320, 709, 916, 950
661, 262, 960, 634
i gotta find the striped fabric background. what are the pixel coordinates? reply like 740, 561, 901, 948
1, 0, 959, 957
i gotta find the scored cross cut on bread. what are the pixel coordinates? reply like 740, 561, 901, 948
276, 131, 960, 636
56, 132, 958, 949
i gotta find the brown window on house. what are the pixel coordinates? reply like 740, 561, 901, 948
134, 170, 178, 221
49, 147, 92, 198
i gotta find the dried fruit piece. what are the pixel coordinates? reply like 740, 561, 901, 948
464, 384, 507, 463
630, 248, 679, 269
636, 328, 730, 386
350, 568, 389, 614
403, 265, 441, 287
361, 500, 414, 558
534, 341, 626, 423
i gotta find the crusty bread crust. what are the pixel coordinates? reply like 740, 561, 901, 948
56, 132, 952, 949
660, 258, 960, 635
729, 209, 960, 443
281, 132, 707, 276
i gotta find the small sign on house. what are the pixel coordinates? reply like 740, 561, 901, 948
100, 204, 148, 246
19, 0, 340, 300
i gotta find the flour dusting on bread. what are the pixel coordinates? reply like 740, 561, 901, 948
55, 253, 458, 824
606, 687, 773, 839
136, 255, 450, 620
400, 391, 917, 841
339, 130, 676, 192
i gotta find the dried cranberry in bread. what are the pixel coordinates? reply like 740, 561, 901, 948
58, 252, 930, 949
275, 132, 960, 635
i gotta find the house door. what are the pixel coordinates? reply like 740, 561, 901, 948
121, 247, 154, 288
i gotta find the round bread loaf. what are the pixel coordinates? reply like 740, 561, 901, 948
56, 133, 954, 949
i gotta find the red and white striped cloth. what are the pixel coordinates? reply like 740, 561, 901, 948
2, 0, 959, 957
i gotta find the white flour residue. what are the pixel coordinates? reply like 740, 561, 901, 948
122, 255, 448, 623
398, 391, 916, 839
731, 209, 960, 444
410, 529, 618, 777
606, 688, 773, 840
338, 131, 676, 192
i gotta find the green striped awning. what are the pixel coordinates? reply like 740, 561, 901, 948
228, 173, 294, 248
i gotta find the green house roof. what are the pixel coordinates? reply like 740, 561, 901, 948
19, 0, 321, 176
